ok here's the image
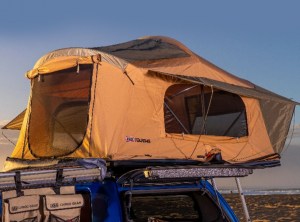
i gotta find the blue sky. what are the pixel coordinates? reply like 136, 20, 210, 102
0, 1, 299, 188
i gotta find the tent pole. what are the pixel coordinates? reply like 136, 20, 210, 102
235, 177, 251, 222
164, 102, 190, 134
169, 85, 198, 99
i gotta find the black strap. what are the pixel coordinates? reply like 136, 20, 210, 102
54, 169, 63, 194
123, 71, 135, 85
14, 171, 24, 197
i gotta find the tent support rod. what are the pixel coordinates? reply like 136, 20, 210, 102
169, 85, 198, 99
52, 115, 80, 146
164, 102, 190, 134
222, 110, 244, 136
235, 177, 251, 222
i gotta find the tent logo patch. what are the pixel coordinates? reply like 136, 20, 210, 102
125, 136, 151, 143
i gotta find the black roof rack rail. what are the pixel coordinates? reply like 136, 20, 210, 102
117, 165, 253, 186
145, 165, 253, 179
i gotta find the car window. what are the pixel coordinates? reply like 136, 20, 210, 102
129, 194, 199, 222
124, 191, 227, 222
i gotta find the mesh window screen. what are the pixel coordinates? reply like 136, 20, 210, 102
28, 65, 93, 157
164, 84, 248, 137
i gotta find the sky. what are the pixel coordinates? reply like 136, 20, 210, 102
0, 0, 299, 189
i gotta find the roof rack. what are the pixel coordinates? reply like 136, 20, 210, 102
0, 166, 105, 191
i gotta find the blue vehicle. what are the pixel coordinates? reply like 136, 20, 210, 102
0, 159, 252, 221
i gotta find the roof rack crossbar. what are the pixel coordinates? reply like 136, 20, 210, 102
0, 166, 105, 190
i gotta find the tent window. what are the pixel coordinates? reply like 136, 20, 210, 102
28, 65, 93, 157
164, 84, 248, 137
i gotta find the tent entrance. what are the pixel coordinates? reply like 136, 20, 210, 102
28, 64, 93, 158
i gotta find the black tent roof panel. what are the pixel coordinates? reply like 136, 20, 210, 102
91, 39, 190, 62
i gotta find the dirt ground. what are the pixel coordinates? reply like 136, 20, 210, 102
223, 194, 300, 222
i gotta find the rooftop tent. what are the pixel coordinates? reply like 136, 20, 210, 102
4, 36, 298, 170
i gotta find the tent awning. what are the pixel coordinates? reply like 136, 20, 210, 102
150, 71, 299, 104
2, 109, 26, 130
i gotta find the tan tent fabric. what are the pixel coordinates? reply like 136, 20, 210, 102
2, 109, 26, 130
26, 55, 101, 78
3, 158, 59, 171
32, 48, 128, 74
5, 36, 297, 170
